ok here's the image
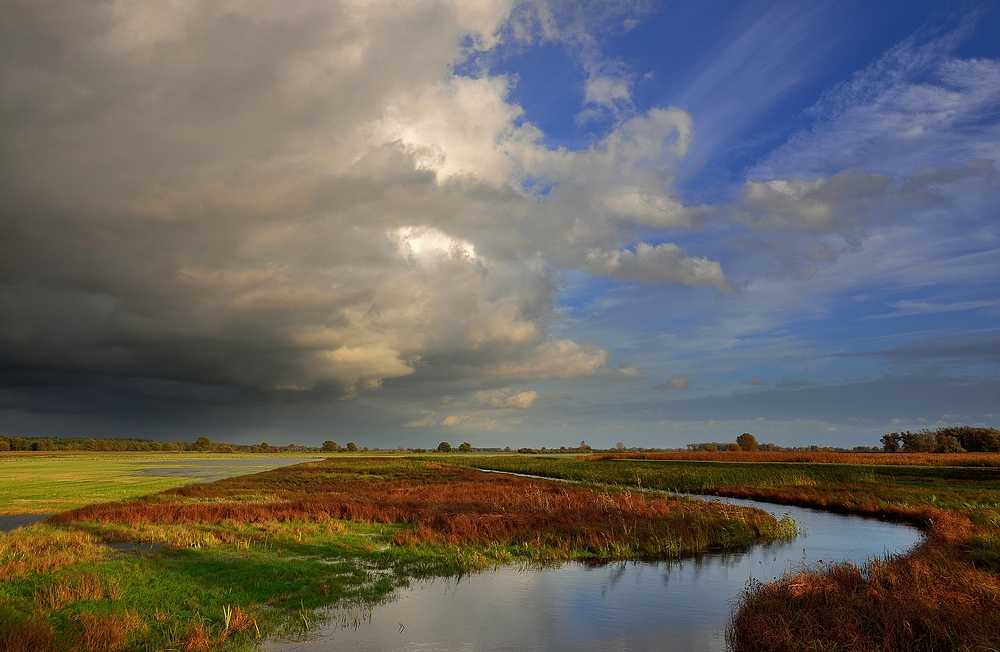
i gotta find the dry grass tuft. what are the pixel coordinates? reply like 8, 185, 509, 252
0, 618, 55, 652
37, 571, 109, 609
226, 605, 256, 633
0, 526, 106, 580
182, 624, 210, 651
71, 611, 143, 652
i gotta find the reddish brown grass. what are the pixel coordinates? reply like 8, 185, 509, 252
52, 461, 781, 556
730, 522, 1000, 652
227, 605, 255, 633
182, 624, 210, 651
0, 619, 55, 652
585, 450, 1000, 466
71, 611, 142, 652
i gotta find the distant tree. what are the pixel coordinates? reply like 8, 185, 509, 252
259, 442, 270, 452
216, 444, 234, 453
880, 433, 902, 453
934, 433, 965, 453
615, 442, 626, 451
900, 430, 936, 453
193, 436, 212, 452
704, 443, 718, 453
0, 438, 9, 452
345, 442, 358, 452
321, 440, 341, 452
736, 433, 759, 452
579, 440, 592, 453
726, 443, 741, 452
437, 442, 452, 453
458, 442, 472, 452
942, 426, 1000, 452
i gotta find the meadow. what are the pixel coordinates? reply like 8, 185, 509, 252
0, 454, 792, 651
463, 454, 1000, 652
0, 453, 320, 516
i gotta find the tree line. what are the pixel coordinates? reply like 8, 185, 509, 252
879, 427, 1000, 453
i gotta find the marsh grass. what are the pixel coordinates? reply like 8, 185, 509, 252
463, 455, 1000, 652
2, 457, 791, 650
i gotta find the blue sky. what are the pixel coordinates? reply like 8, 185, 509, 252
0, 0, 997, 448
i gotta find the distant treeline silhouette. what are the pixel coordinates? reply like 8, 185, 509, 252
880, 427, 1000, 453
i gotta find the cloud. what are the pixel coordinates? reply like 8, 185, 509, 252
753, 26, 1000, 179
476, 388, 539, 409
850, 333, 1000, 366
742, 377, 767, 386
655, 375, 689, 390
777, 377, 809, 388
0, 0, 727, 398
867, 298, 1000, 319
736, 170, 888, 235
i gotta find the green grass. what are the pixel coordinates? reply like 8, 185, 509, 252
0, 452, 320, 515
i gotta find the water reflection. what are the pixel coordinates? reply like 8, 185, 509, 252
266, 498, 922, 652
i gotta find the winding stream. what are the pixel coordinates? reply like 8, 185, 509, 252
266, 494, 922, 652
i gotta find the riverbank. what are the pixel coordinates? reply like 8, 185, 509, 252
462, 455, 1000, 652
0, 456, 792, 651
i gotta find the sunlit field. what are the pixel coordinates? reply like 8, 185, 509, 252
0, 452, 321, 515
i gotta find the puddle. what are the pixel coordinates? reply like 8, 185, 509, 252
0, 513, 52, 532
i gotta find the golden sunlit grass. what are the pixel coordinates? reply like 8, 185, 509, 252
0, 526, 106, 580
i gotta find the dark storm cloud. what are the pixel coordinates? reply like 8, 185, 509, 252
0, 0, 729, 406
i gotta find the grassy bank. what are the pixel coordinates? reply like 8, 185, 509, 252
0, 456, 792, 651
462, 454, 1000, 651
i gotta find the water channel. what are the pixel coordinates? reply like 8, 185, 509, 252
266, 494, 923, 652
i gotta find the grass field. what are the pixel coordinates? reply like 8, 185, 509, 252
0, 454, 791, 651
0, 453, 320, 515
462, 454, 1000, 652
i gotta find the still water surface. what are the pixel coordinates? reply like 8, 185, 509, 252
266, 496, 922, 652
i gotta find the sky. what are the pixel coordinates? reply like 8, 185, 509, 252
1, 0, 998, 449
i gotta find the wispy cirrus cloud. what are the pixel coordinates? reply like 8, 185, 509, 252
866, 298, 1000, 319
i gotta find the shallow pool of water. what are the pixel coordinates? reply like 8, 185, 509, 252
266, 496, 922, 652
135, 457, 319, 482
0, 513, 53, 532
